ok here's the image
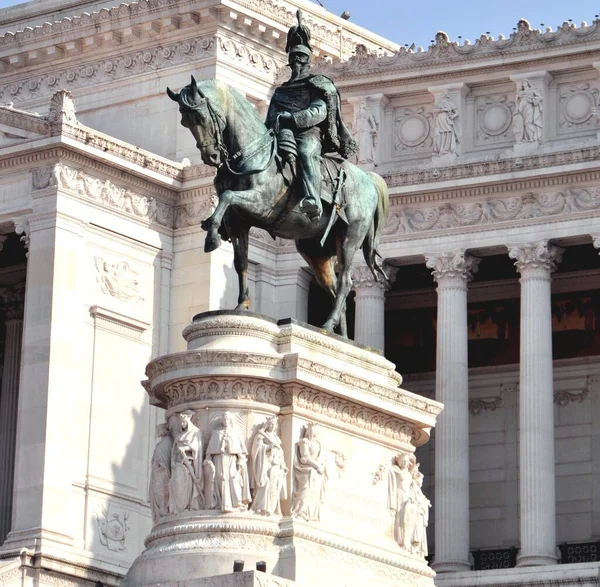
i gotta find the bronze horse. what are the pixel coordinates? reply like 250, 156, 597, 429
168, 77, 389, 335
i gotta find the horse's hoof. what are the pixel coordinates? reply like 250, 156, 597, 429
235, 300, 250, 311
204, 235, 222, 253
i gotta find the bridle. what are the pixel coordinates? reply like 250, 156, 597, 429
180, 93, 276, 177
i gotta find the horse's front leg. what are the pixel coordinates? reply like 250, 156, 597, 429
201, 189, 235, 253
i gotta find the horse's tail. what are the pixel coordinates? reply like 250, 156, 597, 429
362, 172, 390, 282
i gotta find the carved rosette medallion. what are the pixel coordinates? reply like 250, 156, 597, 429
508, 240, 564, 279
425, 250, 480, 288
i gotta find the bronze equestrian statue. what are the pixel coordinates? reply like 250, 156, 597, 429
167, 11, 389, 336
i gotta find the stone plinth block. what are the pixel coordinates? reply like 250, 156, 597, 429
124, 311, 442, 587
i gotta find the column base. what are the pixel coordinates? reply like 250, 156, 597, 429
431, 560, 471, 573
516, 553, 558, 567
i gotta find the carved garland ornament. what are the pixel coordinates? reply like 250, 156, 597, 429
383, 188, 600, 238
53, 163, 172, 227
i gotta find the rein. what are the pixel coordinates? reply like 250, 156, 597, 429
184, 96, 276, 177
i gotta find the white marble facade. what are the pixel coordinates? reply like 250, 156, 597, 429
0, 1, 598, 586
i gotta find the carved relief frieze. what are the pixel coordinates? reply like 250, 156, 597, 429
94, 256, 144, 303
559, 83, 599, 132
383, 188, 600, 239
0, 36, 217, 103
174, 196, 217, 229
217, 36, 281, 77
31, 165, 57, 190
476, 94, 514, 144
394, 107, 433, 155
54, 164, 173, 228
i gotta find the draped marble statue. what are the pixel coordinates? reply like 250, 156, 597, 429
387, 453, 430, 557
169, 411, 204, 514
250, 417, 288, 516
149, 423, 172, 524
433, 91, 459, 156
205, 412, 251, 512
353, 99, 379, 165
291, 422, 327, 522
513, 79, 543, 143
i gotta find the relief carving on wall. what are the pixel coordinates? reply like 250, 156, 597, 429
353, 99, 379, 165
95, 506, 130, 552
394, 107, 432, 154
559, 83, 599, 131
513, 80, 543, 143
383, 188, 600, 238
94, 256, 144, 303
432, 91, 459, 156
291, 422, 346, 522
386, 453, 430, 558
476, 94, 514, 144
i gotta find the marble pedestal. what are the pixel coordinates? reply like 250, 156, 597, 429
123, 312, 442, 587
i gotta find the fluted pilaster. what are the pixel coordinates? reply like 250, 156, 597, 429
509, 240, 563, 567
425, 250, 479, 572
352, 263, 395, 351
0, 285, 24, 544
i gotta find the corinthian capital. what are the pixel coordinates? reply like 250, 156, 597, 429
425, 250, 480, 285
508, 240, 564, 276
352, 263, 397, 293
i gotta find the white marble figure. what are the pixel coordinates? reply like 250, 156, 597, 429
353, 99, 379, 165
387, 453, 430, 557
250, 417, 288, 516
513, 79, 543, 143
387, 452, 417, 551
410, 465, 431, 557
433, 91, 459, 156
149, 423, 172, 524
205, 412, 251, 512
291, 422, 327, 522
168, 411, 204, 514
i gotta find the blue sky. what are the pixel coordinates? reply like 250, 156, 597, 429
0, 0, 599, 49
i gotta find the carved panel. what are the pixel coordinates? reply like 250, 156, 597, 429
476, 94, 514, 144
559, 83, 599, 132
394, 107, 433, 155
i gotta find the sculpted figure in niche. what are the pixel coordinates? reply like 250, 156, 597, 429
513, 79, 543, 143
169, 411, 204, 514
250, 417, 288, 516
291, 422, 327, 521
149, 423, 172, 524
433, 91, 459, 156
205, 412, 251, 512
353, 99, 379, 165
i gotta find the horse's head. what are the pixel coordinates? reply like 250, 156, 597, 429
167, 76, 224, 167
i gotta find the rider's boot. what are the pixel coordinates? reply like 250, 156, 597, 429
300, 196, 322, 222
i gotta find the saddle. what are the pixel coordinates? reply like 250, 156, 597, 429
275, 153, 348, 227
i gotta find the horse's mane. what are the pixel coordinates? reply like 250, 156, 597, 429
182, 79, 264, 129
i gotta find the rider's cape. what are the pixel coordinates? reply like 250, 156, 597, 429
308, 74, 358, 159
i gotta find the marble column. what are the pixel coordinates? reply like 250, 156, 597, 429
0, 287, 24, 544
509, 240, 563, 567
352, 263, 395, 351
425, 250, 480, 572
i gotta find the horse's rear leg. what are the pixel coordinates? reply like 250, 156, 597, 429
232, 225, 250, 310
322, 231, 362, 334
296, 240, 339, 331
